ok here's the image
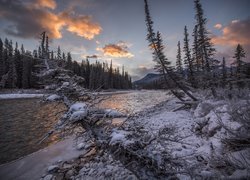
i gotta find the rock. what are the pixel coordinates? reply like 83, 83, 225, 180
43, 174, 54, 180
47, 165, 59, 173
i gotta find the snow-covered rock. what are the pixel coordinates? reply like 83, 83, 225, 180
76, 143, 85, 150
70, 110, 88, 122
104, 109, 125, 118
61, 82, 70, 88
46, 94, 61, 101
47, 165, 59, 173
69, 102, 88, 113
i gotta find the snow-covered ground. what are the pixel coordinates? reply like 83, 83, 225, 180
0, 94, 45, 99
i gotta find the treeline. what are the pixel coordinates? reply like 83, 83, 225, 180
144, 0, 250, 93
0, 38, 36, 88
0, 34, 132, 90
67, 59, 132, 90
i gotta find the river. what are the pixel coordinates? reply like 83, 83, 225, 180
0, 90, 170, 164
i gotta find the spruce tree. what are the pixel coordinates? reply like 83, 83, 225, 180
144, 0, 197, 101
57, 46, 61, 60
0, 38, 5, 80
176, 41, 184, 77
183, 26, 195, 87
233, 44, 246, 78
194, 0, 215, 73
221, 57, 227, 88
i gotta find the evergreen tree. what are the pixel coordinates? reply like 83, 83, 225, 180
66, 52, 72, 70
0, 38, 5, 80
194, 0, 216, 73
45, 35, 49, 58
144, 0, 197, 101
221, 57, 227, 88
62, 52, 66, 61
57, 46, 61, 60
176, 41, 183, 76
21, 44, 25, 55
6, 57, 17, 88
183, 26, 195, 87
233, 44, 246, 78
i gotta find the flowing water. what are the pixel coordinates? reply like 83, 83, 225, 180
0, 90, 170, 164
0, 98, 66, 164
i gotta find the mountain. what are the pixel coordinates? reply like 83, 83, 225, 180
133, 73, 162, 87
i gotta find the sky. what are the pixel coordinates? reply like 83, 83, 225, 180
0, 0, 250, 80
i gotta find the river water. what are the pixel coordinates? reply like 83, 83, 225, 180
0, 90, 170, 164
0, 98, 66, 164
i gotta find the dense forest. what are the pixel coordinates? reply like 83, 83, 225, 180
0, 34, 132, 90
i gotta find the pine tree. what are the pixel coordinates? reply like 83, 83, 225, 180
14, 42, 22, 88
108, 60, 113, 89
233, 44, 246, 78
66, 52, 72, 70
62, 52, 66, 61
21, 44, 25, 55
183, 26, 195, 87
192, 25, 201, 72
0, 38, 5, 80
6, 57, 17, 88
176, 41, 184, 77
45, 35, 49, 58
221, 57, 227, 88
40, 31, 46, 58
144, 0, 197, 101
194, 0, 216, 73
57, 46, 61, 60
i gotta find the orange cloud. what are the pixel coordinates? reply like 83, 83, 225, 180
0, 0, 102, 40
97, 42, 134, 58
212, 18, 250, 46
214, 23, 222, 29
36, 0, 56, 9
60, 12, 102, 40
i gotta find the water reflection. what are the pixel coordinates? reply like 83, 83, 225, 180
0, 98, 66, 164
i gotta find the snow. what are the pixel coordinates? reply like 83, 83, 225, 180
110, 130, 128, 145
69, 102, 87, 113
0, 94, 44, 99
70, 110, 88, 121
46, 94, 61, 101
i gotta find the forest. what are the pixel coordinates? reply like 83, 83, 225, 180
0, 34, 132, 90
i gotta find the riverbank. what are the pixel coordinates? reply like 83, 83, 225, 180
0, 90, 249, 179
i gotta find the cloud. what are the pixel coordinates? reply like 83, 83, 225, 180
35, 0, 56, 9
214, 23, 222, 29
212, 18, 250, 46
0, 0, 102, 40
97, 41, 134, 58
